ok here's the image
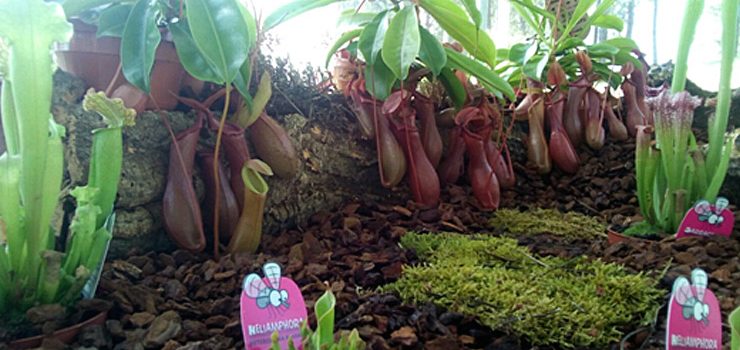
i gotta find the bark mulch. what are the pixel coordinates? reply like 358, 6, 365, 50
7, 141, 737, 350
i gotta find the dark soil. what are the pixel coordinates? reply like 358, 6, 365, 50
2, 139, 738, 350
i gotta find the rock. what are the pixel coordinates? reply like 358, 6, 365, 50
674, 252, 698, 265
144, 311, 182, 348
391, 326, 418, 346
25, 304, 65, 324
130, 312, 156, 328
424, 335, 460, 350
163, 280, 188, 301
78, 324, 112, 349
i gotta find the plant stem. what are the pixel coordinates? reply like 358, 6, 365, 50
671, 0, 704, 93
706, 0, 739, 171
212, 84, 232, 258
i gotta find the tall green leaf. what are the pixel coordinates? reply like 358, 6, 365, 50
438, 67, 466, 109
185, 0, 250, 84
0, 0, 71, 291
381, 6, 420, 80
445, 48, 514, 100
564, 0, 597, 34
365, 56, 396, 100
264, 0, 345, 32
170, 21, 220, 83
458, 0, 481, 28
121, 0, 160, 93
358, 10, 389, 65
418, 0, 496, 67
418, 26, 447, 76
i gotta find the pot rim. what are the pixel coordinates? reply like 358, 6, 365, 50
7, 310, 108, 349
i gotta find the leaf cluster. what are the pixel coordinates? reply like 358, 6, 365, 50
489, 208, 606, 240
325, 0, 514, 101
384, 233, 663, 348
499, 0, 640, 89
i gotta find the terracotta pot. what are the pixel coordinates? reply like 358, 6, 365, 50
8, 311, 107, 349
606, 226, 655, 245
55, 20, 184, 110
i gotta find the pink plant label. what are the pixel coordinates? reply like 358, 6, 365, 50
240, 263, 307, 350
666, 268, 722, 350
676, 198, 733, 239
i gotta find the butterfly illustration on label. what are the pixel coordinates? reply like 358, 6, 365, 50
694, 198, 729, 226
243, 262, 290, 310
672, 268, 710, 325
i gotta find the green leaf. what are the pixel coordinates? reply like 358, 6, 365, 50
581, 0, 618, 33
246, 71, 272, 126
510, 0, 555, 21
522, 54, 547, 80
458, 0, 481, 28
382, 6, 420, 80
613, 50, 643, 69
592, 62, 622, 89
445, 48, 514, 100
358, 10, 389, 65
587, 42, 620, 56
185, 0, 250, 84
345, 40, 359, 58
96, 4, 133, 38
234, 60, 253, 102
438, 67, 466, 109
418, 26, 447, 76
592, 14, 624, 31
510, 2, 546, 42
264, 0, 344, 32
0, 153, 22, 273
120, 0, 161, 93
365, 56, 396, 100
560, 0, 597, 41
325, 28, 362, 68
169, 21, 221, 83
237, 1, 257, 51
602, 37, 638, 50
419, 0, 497, 67
0, 0, 71, 292
508, 43, 530, 65
337, 9, 378, 27
496, 48, 510, 61
559, 37, 585, 51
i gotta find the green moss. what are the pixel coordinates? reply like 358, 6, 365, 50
489, 208, 606, 239
384, 233, 663, 349
622, 221, 664, 237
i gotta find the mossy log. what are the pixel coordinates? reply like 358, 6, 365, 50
51, 72, 399, 258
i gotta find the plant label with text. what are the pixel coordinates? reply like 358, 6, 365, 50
240, 262, 307, 350
666, 268, 722, 350
676, 198, 733, 239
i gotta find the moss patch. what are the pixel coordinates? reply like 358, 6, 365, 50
383, 233, 663, 348
489, 208, 606, 239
